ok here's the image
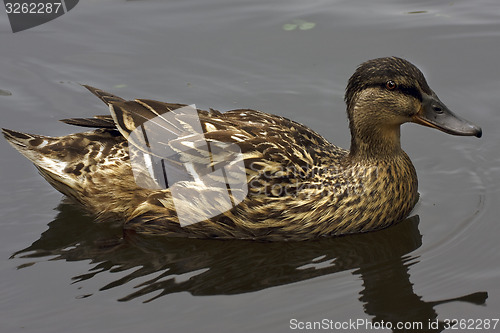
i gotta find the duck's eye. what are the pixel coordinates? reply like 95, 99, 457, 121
385, 80, 397, 90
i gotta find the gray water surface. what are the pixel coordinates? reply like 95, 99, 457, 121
1, 1, 499, 332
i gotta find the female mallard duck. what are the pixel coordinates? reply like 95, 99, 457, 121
3, 57, 481, 240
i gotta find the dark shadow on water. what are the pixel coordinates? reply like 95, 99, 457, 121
12, 202, 487, 332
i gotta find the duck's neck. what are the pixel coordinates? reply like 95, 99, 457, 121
346, 107, 404, 164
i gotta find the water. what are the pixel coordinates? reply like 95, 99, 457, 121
1, 0, 499, 332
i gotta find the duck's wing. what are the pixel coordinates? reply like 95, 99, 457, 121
69, 86, 242, 189
60, 85, 191, 132
61, 86, 197, 149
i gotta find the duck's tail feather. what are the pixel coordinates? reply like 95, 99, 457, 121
82, 84, 126, 105
2, 128, 83, 201
59, 84, 125, 129
60, 115, 116, 129
3, 128, 51, 158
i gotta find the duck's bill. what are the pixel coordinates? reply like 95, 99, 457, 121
413, 93, 482, 138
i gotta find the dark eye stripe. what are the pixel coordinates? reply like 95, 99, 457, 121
369, 83, 423, 101
365, 83, 423, 101
399, 86, 422, 101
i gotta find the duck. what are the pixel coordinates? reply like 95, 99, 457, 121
2, 57, 482, 241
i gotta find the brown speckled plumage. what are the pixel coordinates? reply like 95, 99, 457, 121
2, 57, 482, 240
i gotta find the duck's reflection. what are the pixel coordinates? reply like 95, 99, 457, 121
13, 202, 487, 332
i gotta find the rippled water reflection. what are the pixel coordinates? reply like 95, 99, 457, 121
12, 203, 487, 331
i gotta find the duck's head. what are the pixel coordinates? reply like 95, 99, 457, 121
345, 57, 482, 159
